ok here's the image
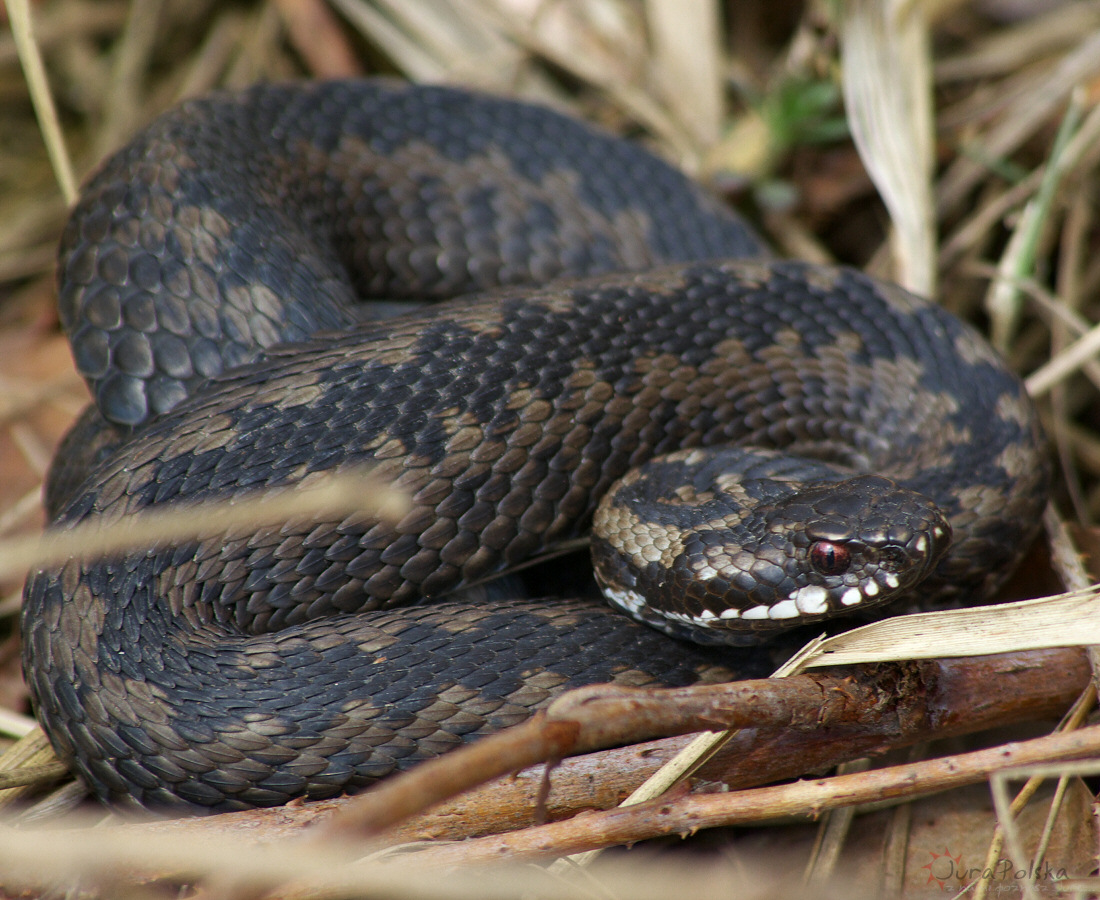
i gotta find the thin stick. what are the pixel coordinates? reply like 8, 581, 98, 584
4, 0, 77, 204
0, 468, 407, 581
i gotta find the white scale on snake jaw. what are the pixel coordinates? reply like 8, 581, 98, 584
602, 536, 942, 630
841, 587, 863, 606
605, 582, 838, 629
604, 584, 730, 630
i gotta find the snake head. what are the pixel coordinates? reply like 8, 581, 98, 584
593, 455, 953, 646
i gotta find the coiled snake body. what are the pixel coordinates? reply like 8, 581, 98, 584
22, 81, 1049, 811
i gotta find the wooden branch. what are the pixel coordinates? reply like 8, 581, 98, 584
127, 647, 1086, 848
385, 645, 1087, 844
307, 646, 1088, 845
403, 720, 1100, 867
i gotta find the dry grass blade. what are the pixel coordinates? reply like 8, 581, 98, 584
0, 488, 43, 537
986, 88, 1088, 352
329, 0, 449, 82
971, 686, 1094, 900
0, 760, 67, 790
789, 586, 1100, 669
836, 0, 932, 290
0, 708, 36, 739
645, 0, 723, 148
0, 819, 831, 900
839, 0, 935, 295
989, 759, 1100, 900
0, 1, 129, 68
92, 0, 164, 158
0, 468, 407, 581
936, 29, 1100, 217
0, 728, 68, 810
330, 0, 527, 87
474, 3, 694, 164
935, 2, 1100, 83
1043, 505, 1091, 599
1027, 319, 1100, 398
4, 0, 77, 203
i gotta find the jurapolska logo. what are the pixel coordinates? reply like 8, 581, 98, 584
920, 846, 963, 889
919, 845, 1068, 891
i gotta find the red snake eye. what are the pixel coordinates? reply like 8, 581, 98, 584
810, 541, 851, 576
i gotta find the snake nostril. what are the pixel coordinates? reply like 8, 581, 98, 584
810, 540, 851, 576
877, 544, 911, 573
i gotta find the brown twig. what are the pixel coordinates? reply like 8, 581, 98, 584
403, 720, 1100, 867
301, 647, 1086, 847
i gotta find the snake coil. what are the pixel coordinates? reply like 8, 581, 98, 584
22, 81, 1049, 811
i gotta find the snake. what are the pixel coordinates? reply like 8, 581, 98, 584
21, 80, 1050, 812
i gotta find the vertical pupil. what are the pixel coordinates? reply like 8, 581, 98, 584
811, 541, 850, 575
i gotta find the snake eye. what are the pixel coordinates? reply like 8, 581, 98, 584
810, 540, 851, 576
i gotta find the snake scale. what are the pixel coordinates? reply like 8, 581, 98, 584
22, 80, 1049, 812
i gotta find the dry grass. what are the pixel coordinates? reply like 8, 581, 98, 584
1, 0, 1099, 897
